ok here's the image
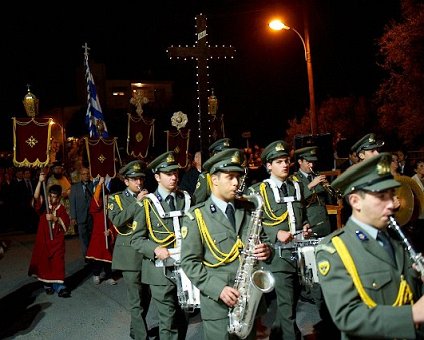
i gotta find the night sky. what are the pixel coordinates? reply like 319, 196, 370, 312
0, 1, 401, 151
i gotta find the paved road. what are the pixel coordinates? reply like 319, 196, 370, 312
0, 232, 320, 340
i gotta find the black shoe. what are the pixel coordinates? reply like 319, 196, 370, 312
147, 326, 159, 338
45, 287, 54, 295
58, 288, 71, 298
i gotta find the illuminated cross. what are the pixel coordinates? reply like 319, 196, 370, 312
167, 13, 236, 157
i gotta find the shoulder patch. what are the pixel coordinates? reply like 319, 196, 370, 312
181, 226, 188, 239
318, 260, 330, 276
316, 244, 336, 254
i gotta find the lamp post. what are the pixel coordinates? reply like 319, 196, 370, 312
269, 19, 318, 135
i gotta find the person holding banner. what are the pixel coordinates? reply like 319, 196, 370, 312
85, 176, 117, 285
130, 151, 191, 340
28, 172, 71, 298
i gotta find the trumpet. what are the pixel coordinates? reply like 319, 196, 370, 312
309, 168, 343, 200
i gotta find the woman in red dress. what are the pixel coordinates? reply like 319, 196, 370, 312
85, 176, 117, 285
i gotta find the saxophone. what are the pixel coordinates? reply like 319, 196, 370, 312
228, 193, 275, 339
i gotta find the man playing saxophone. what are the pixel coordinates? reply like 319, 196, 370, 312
181, 148, 273, 340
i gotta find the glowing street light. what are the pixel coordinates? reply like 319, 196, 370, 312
269, 19, 318, 135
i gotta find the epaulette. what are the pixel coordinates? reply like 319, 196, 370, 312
188, 201, 206, 213
290, 175, 299, 182
316, 243, 336, 254
185, 211, 195, 220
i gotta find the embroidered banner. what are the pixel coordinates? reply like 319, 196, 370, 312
126, 113, 155, 159
165, 128, 190, 168
13, 117, 52, 168
85, 137, 118, 178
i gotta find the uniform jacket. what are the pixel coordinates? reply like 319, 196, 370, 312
316, 219, 422, 339
130, 189, 190, 286
69, 181, 94, 223
249, 177, 307, 273
180, 195, 272, 320
108, 189, 143, 271
294, 171, 331, 237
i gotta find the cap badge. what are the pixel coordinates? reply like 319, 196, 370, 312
368, 134, 376, 143
133, 163, 141, 171
166, 153, 175, 163
311, 149, 316, 155
231, 151, 241, 164
377, 155, 391, 175
275, 143, 285, 151
223, 140, 230, 147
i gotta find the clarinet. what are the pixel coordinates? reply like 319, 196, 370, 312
388, 216, 424, 275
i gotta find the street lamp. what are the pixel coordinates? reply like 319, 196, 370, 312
269, 19, 318, 135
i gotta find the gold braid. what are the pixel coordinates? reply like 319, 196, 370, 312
194, 208, 243, 267
332, 236, 414, 308
144, 199, 176, 247
259, 182, 289, 226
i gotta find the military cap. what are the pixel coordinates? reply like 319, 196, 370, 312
295, 146, 318, 162
351, 133, 384, 154
203, 148, 245, 175
331, 152, 399, 197
148, 151, 180, 173
119, 160, 146, 178
208, 138, 231, 155
51, 161, 64, 169
261, 140, 290, 164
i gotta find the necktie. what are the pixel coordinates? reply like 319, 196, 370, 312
307, 174, 313, 183
225, 204, 236, 229
280, 182, 288, 196
166, 195, 176, 211
377, 231, 396, 264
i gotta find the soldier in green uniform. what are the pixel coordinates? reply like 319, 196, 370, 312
107, 160, 151, 340
248, 140, 312, 340
294, 146, 332, 237
316, 152, 424, 339
351, 133, 384, 163
180, 148, 273, 340
192, 138, 231, 204
130, 151, 190, 340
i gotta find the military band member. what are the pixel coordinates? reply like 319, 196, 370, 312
181, 148, 273, 340
192, 138, 232, 204
107, 160, 151, 340
130, 151, 190, 340
248, 140, 312, 340
350, 133, 384, 163
316, 153, 424, 339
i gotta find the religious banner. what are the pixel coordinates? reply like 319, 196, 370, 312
13, 117, 52, 168
209, 114, 225, 141
126, 113, 155, 159
85, 137, 119, 178
166, 128, 190, 169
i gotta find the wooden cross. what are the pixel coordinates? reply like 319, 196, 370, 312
167, 13, 236, 157
82, 42, 90, 58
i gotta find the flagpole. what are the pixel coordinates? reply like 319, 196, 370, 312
102, 184, 109, 250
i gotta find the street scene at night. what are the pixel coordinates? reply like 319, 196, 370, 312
1, 1, 424, 339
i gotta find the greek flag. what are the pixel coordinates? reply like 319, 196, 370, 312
84, 51, 108, 138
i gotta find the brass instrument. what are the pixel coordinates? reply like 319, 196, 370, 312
309, 168, 343, 200
388, 216, 424, 275
228, 193, 275, 339
236, 167, 248, 198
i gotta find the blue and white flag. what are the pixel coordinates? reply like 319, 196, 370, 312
84, 50, 108, 138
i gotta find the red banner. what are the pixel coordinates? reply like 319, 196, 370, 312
13, 117, 52, 168
126, 113, 155, 159
85, 137, 118, 178
166, 128, 190, 168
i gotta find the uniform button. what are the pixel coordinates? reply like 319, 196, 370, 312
372, 282, 377, 288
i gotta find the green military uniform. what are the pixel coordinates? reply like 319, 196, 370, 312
130, 151, 189, 340
316, 153, 423, 339
181, 148, 273, 340
294, 146, 332, 237
108, 160, 150, 340
192, 138, 231, 204
248, 140, 308, 339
